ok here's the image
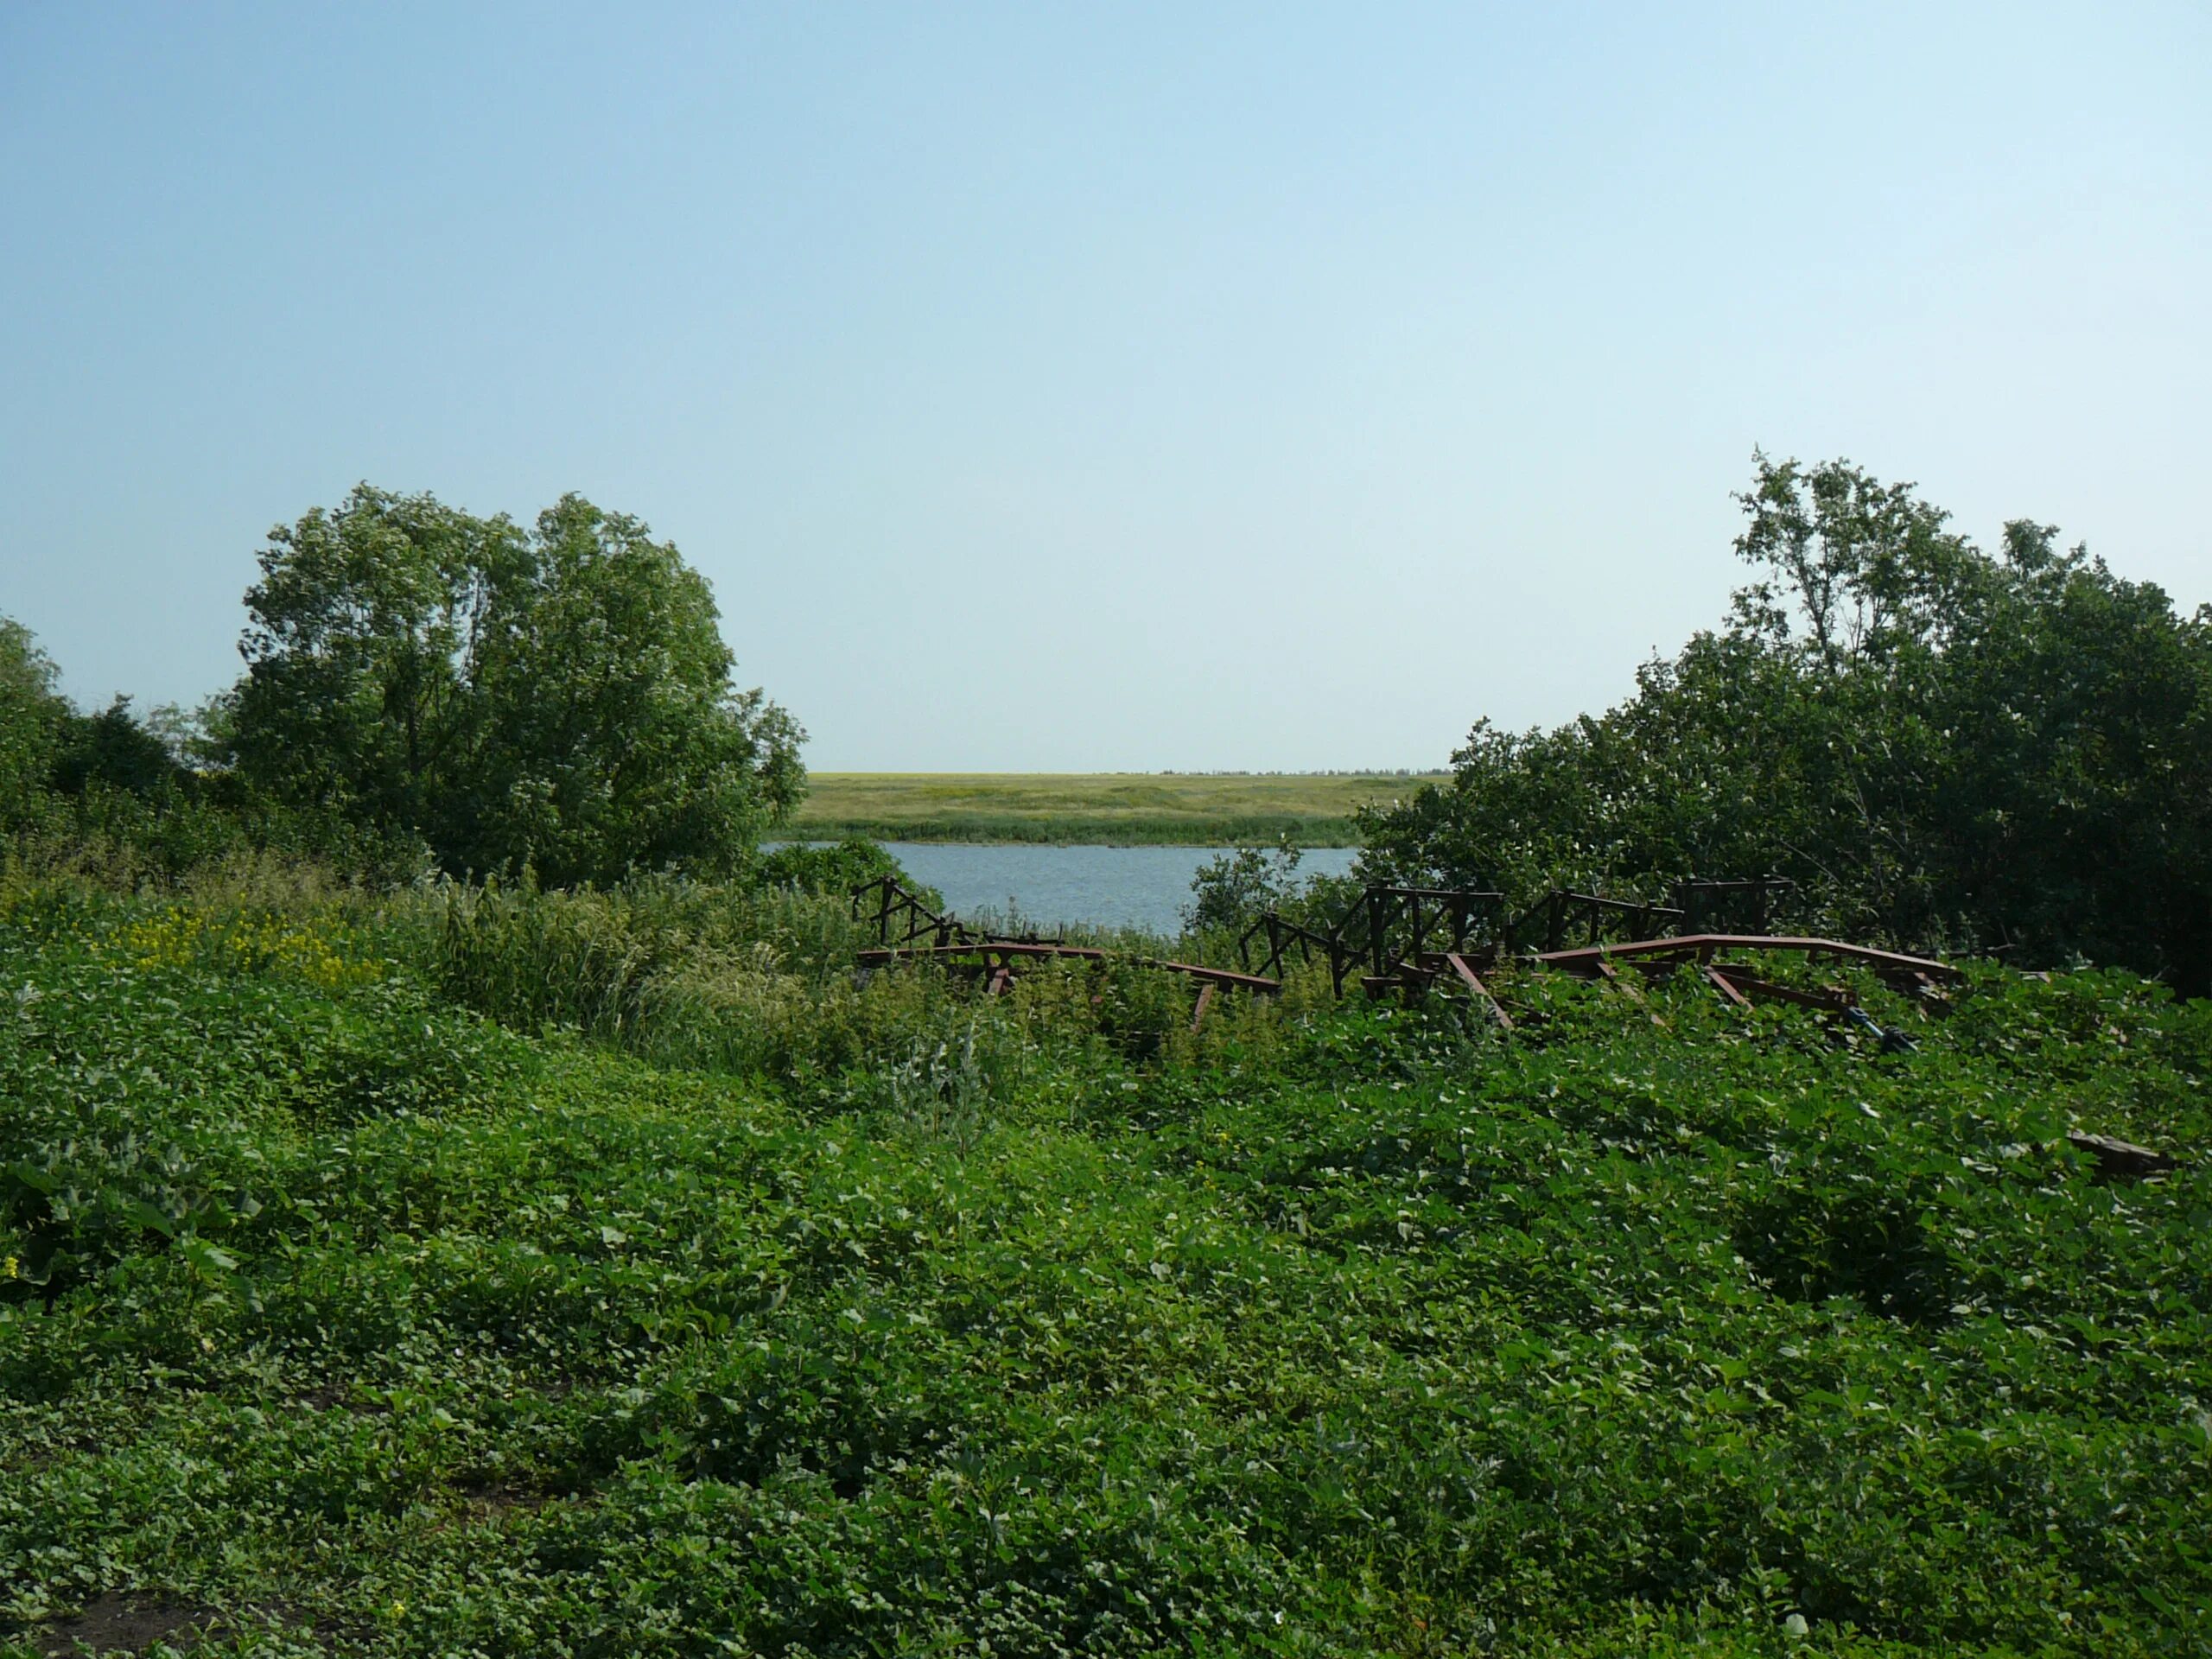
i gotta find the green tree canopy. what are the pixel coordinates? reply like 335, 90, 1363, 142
1359, 456, 2212, 990
226, 485, 804, 885
0, 616, 68, 830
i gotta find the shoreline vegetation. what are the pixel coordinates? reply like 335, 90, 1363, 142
786, 771, 1434, 846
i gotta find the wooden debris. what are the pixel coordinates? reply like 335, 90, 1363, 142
1707, 963, 1856, 1014
2066, 1132, 2179, 1181
1444, 952, 1514, 1031
1594, 958, 1669, 1028
1704, 963, 1755, 1010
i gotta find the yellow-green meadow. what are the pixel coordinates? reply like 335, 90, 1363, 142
788, 771, 1433, 845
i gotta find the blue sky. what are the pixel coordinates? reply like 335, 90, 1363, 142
3, 3, 2205, 770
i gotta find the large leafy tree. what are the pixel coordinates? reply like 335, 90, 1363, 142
226, 486, 506, 847
1360, 457, 2212, 988
227, 485, 804, 884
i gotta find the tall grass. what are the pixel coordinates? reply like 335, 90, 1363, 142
400, 876, 1299, 1128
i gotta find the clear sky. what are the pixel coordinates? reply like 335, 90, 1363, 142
3, 3, 2205, 771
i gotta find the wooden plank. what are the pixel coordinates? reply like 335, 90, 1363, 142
2066, 1131, 2180, 1181
857, 942, 1114, 966
1708, 963, 1854, 1013
1445, 952, 1514, 1031
1373, 886, 1506, 903
1593, 957, 1669, 1028
859, 944, 1281, 995
1704, 963, 1755, 1010
1190, 982, 1217, 1032
1538, 933, 1962, 982
1138, 959, 1283, 994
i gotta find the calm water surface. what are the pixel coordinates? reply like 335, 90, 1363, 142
845, 842, 1361, 936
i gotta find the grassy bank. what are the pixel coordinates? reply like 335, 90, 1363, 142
787, 772, 1431, 845
3, 874, 2209, 1655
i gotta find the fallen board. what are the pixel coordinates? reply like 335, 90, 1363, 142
1536, 933, 1962, 982
858, 940, 1281, 995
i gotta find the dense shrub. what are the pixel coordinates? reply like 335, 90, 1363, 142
1360, 456, 2212, 991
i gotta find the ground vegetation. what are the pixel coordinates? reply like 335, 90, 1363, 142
1, 868, 2205, 1656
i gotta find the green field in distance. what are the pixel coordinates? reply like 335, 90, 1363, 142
786, 772, 1435, 845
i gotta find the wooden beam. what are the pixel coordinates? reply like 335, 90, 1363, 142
857, 943, 1281, 994
1135, 958, 1283, 994
1538, 934, 1962, 982
1593, 958, 1669, 1028
2066, 1132, 2180, 1181
1445, 952, 1514, 1030
858, 942, 1114, 966
1707, 963, 1854, 1013
1704, 964, 1755, 1010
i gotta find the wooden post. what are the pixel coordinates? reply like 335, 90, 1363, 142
1191, 982, 1217, 1032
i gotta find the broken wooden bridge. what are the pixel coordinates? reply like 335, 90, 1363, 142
851, 872, 1961, 1037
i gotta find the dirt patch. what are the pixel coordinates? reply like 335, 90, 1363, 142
299, 1382, 391, 1416
460, 1478, 556, 1514
34, 1592, 215, 1656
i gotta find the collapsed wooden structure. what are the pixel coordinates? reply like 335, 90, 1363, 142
846, 876, 2190, 1167
851, 871, 1962, 1041
849, 875, 1279, 1022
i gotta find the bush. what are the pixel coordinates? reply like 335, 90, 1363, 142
1358, 457, 2212, 991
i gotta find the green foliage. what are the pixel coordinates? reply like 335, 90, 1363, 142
226, 485, 805, 885
47, 696, 187, 800
1184, 839, 1308, 932
0, 617, 67, 831
751, 836, 912, 898
1361, 456, 2212, 989
3, 879, 2209, 1655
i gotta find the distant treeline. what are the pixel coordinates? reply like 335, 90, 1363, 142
1358, 456, 2212, 992
789, 771, 1417, 847
785, 813, 1373, 849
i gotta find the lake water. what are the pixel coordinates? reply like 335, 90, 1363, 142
830, 842, 1362, 936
